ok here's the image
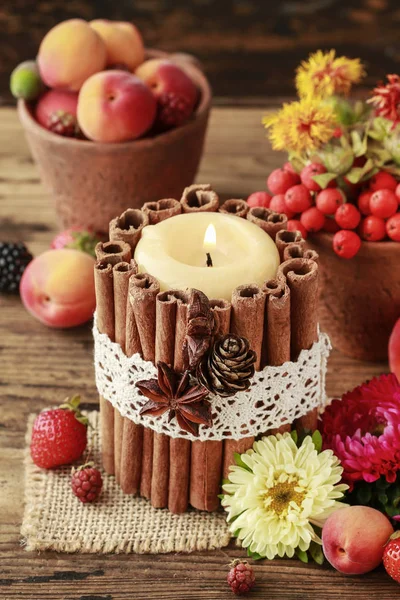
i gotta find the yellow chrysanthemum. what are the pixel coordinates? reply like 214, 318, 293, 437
263, 98, 337, 155
222, 433, 348, 560
296, 49, 365, 99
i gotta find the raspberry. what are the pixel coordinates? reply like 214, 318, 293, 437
47, 110, 79, 137
269, 194, 295, 218
246, 191, 271, 209
335, 203, 361, 230
158, 91, 193, 128
359, 215, 386, 241
323, 216, 340, 233
300, 162, 327, 192
316, 188, 345, 215
267, 168, 299, 195
285, 184, 312, 213
357, 190, 372, 216
386, 213, 400, 242
287, 219, 308, 239
300, 207, 325, 232
71, 463, 103, 503
0, 242, 33, 293
369, 171, 398, 192
396, 183, 400, 201
333, 230, 362, 259
227, 560, 255, 596
369, 189, 398, 219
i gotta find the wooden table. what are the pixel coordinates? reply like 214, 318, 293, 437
0, 106, 395, 599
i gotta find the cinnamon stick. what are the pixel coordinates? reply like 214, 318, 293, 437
223, 284, 266, 478
112, 262, 136, 484
167, 291, 191, 514
129, 273, 160, 499
180, 183, 219, 213
94, 258, 119, 475
219, 199, 249, 219
247, 207, 288, 240
190, 298, 231, 511
95, 240, 132, 263
275, 230, 304, 262
278, 258, 319, 432
109, 208, 149, 252
142, 198, 181, 224
283, 244, 319, 263
262, 279, 292, 435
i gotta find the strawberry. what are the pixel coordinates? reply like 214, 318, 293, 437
383, 531, 400, 584
50, 228, 101, 257
30, 395, 88, 469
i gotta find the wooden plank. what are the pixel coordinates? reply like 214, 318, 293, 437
0, 106, 396, 598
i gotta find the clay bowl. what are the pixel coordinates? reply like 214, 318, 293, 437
307, 231, 400, 362
18, 50, 212, 234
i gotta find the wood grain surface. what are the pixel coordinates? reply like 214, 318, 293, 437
0, 106, 396, 599
1, 0, 400, 104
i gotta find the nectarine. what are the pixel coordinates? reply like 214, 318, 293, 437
89, 20, 144, 71
389, 318, 400, 382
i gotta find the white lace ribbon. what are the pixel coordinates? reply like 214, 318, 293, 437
93, 319, 331, 442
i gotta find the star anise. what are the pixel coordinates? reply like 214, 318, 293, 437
184, 289, 215, 370
136, 362, 212, 436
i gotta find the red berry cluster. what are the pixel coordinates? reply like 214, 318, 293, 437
247, 164, 400, 259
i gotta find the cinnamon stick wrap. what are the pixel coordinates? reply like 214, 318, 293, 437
278, 258, 319, 432
95, 240, 132, 263
247, 208, 288, 240
142, 198, 182, 224
190, 298, 231, 511
180, 183, 219, 213
129, 273, 160, 499
223, 284, 266, 478
262, 279, 292, 435
283, 244, 319, 263
112, 262, 137, 484
109, 208, 149, 252
275, 230, 304, 262
219, 199, 249, 219
94, 258, 119, 475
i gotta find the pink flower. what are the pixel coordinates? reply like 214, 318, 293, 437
368, 74, 400, 126
321, 374, 400, 490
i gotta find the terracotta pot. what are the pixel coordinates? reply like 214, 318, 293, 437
307, 232, 400, 362
18, 50, 212, 233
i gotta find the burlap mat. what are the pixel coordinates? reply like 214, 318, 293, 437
21, 411, 231, 554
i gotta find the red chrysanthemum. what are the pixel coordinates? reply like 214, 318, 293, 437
368, 74, 400, 126
321, 374, 400, 490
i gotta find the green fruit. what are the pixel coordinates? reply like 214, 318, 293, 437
10, 60, 44, 101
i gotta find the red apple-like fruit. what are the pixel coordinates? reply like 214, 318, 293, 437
77, 70, 157, 142
35, 89, 79, 136
322, 506, 394, 575
389, 318, 400, 382
136, 59, 198, 129
20, 249, 96, 328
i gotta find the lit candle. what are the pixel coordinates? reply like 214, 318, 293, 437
134, 212, 280, 300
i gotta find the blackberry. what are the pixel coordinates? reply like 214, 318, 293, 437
0, 242, 33, 293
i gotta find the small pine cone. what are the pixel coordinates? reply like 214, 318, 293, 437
227, 560, 255, 596
71, 464, 103, 503
197, 334, 256, 397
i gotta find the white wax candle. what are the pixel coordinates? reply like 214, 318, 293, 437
134, 212, 280, 300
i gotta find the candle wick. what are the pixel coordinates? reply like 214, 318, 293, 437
206, 252, 213, 267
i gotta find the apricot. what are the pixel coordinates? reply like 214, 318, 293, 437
389, 318, 400, 381
77, 70, 156, 142
322, 505, 394, 575
38, 19, 107, 91
20, 249, 96, 328
89, 20, 144, 71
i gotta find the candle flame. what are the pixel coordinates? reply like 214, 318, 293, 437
203, 224, 217, 250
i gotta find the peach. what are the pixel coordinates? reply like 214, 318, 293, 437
136, 59, 198, 129
322, 505, 394, 574
89, 20, 144, 71
35, 89, 78, 130
389, 318, 400, 381
38, 19, 107, 91
20, 249, 96, 328
77, 70, 156, 142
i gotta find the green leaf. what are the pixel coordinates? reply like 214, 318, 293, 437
378, 493, 389, 506
295, 548, 309, 563
309, 541, 324, 565
221, 478, 230, 487
350, 130, 367, 157
311, 430, 323, 453
290, 430, 298, 445
247, 548, 264, 561
233, 452, 252, 472
312, 172, 337, 189
345, 159, 374, 184
356, 482, 372, 505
